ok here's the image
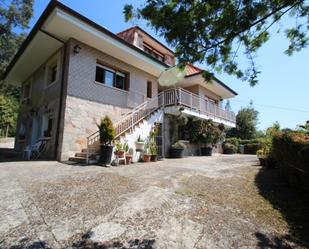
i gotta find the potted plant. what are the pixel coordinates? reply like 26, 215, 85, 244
135, 135, 145, 152
170, 141, 186, 158
222, 142, 236, 154
199, 120, 225, 156
97, 116, 115, 165
257, 149, 267, 166
143, 143, 151, 162
150, 143, 158, 162
114, 142, 126, 158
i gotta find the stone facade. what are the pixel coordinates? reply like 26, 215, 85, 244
60, 96, 131, 160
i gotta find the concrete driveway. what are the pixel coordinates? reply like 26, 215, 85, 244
0, 155, 301, 248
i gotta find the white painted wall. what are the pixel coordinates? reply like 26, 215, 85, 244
119, 109, 164, 162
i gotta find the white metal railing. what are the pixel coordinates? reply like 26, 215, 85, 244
86, 88, 235, 163
162, 88, 236, 124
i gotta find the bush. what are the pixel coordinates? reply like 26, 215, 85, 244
272, 132, 309, 191
171, 141, 186, 149
97, 116, 115, 145
222, 142, 237, 154
243, 143, 261, 154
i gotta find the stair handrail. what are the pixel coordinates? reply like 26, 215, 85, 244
86, 92, 163, 164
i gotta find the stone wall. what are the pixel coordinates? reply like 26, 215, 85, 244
60, 96, 131, 160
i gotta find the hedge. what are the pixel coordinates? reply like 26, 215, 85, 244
243, 143, 261, 154
272, 132, 309, 191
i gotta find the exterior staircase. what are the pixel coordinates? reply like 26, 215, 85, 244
68, 94, 163, 164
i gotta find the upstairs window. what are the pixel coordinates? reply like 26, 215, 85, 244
143, 43, 165, 62
95, 63, 129, 91
147, 81, 152, 98
45, 54, 59, 87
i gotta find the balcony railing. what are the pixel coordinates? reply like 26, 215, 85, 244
161, 88, 236, 124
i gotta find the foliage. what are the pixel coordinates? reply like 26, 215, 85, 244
0, 94, 19, 136
97, 116, 115, 145
297, 121, 309, 135
244, 143, 262, 154
136, 135, 144, 143
272, 131, 309, 191
171, 141, 186, 150
227, 107, 259, 139
224, 137, 240, 151
186, 118, 225, 147
124, 0, 308, 86
114, 142, 129, 153
148, 127, 158, 155
0, 0, 34, 135
222, 142, 237, 154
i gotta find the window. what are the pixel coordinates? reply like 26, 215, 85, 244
143, 43, 165, 62
95, 63, 129, 91
147, 81, 152, 98
22, 80, 31, 99
42, 114, 53, 137
45, 54, 59, 87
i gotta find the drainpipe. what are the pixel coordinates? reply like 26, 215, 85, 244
39, 29, 67, 160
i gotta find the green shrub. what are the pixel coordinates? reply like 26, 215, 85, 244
224, 137, 239, 147
272, 132, 309, 191
97, 116, 115, 145
222, 142, 237, 154
243, 143, 261, 154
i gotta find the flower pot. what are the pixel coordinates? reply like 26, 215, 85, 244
170, 148, 184, 158
201, 147, 213, 156
125, 155, 133, 165
115, 151, 125, 158
99, 145, 114, 165
135, 142, 144, 152
143, 154, 151, 162
150, 155, 157, 162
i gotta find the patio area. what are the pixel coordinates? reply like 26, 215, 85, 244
0, 155, 305, 248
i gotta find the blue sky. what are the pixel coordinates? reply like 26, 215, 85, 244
27, 0, 309, 130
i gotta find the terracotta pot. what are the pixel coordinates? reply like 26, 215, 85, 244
125, 155, 133, 165
115, 151, 125, 158
143, 154, 151, 162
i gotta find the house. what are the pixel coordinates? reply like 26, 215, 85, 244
1, 1, 237, 163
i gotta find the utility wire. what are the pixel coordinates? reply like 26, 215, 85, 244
230, 99, 309, 114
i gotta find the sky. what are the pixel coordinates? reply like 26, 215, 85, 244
25, 0, 309, 130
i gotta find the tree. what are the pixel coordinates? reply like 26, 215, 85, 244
0, 95, 19, 136
124, 0, 308, 86
0, 0, 33, 136
227, 107, 259, 139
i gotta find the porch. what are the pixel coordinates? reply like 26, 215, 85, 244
159, 88, 236, 127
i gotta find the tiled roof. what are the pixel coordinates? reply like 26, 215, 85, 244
185, 64, 203, 76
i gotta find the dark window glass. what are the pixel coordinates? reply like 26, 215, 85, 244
115, 73, 125, 90
95, 66, 104, 83
51, 65, 57, 83
147, 81, 152, 98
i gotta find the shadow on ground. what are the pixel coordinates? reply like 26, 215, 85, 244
5, 231, 155, 249
255, 167, 309, 248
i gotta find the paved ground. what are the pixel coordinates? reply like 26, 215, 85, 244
0, 155, 304, 248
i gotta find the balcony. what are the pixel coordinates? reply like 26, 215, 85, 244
159, 88, 236, 127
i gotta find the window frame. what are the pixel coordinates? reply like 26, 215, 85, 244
147, 80, 152, 99
95, 62, 130, 91
45, 53, 60, 88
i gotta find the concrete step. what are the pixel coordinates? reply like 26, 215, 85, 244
75, 152, 99, 158
68, 156, 86, 163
